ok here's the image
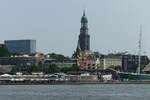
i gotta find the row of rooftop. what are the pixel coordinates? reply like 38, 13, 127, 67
0, 51, 149, 74
0, 39, 150, 76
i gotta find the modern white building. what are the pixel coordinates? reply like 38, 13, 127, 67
98, 55, 122, 70
103, 57, 122, 69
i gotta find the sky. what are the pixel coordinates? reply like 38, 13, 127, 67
0, 0, 150, 56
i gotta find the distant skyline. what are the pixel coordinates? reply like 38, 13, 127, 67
0, 0, 150, 56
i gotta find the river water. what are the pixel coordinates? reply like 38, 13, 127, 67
0, 84, 150, 100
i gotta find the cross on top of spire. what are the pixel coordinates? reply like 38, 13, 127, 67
83, 9, 85, 16
81, 9, 88, 23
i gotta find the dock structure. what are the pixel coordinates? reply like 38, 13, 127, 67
0, 73, 99, 84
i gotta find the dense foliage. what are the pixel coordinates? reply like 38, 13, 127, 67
9, 63, 80, 74
48, 53, 70, 62
0, 47, 10, 57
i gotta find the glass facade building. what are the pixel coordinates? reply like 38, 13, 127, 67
4, 39, 36, 54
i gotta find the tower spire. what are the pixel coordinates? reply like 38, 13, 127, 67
83, 9, 85, 16
79, 10, 90, 51
81, 10, 88, 29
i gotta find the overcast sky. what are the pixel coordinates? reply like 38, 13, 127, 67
0, 0, 150, 56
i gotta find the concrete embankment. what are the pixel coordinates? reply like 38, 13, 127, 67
1, 81, 150, 85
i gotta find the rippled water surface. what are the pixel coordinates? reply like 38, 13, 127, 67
0, 84, 150, 100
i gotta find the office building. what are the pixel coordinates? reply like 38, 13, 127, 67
122, 54, 149, 72
4, 39, 36, 54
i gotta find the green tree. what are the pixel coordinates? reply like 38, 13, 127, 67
48, 53, 70, 62
0, 47, 10, 57
30, 65, 43, 73
60, 64, 80, 73
60, 67, 70, 73
94, 52, 100, 58
45, 64, 60, 74
70, 64, 80, 71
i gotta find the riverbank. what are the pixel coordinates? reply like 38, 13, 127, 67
1, 81, 150, 85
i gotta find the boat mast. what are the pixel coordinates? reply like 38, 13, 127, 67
137, 25, 142, 74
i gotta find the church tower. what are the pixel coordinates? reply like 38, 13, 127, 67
73, 11, 96, 70
78, 10, 90, 51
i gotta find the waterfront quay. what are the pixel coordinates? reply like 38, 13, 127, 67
0, 73, 100, 85
1, 72, 150, 85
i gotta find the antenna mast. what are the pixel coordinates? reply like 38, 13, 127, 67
137, 25, 142, 74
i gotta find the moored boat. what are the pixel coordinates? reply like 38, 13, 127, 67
118, 25, 150, 82
118, 72, 150, 81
